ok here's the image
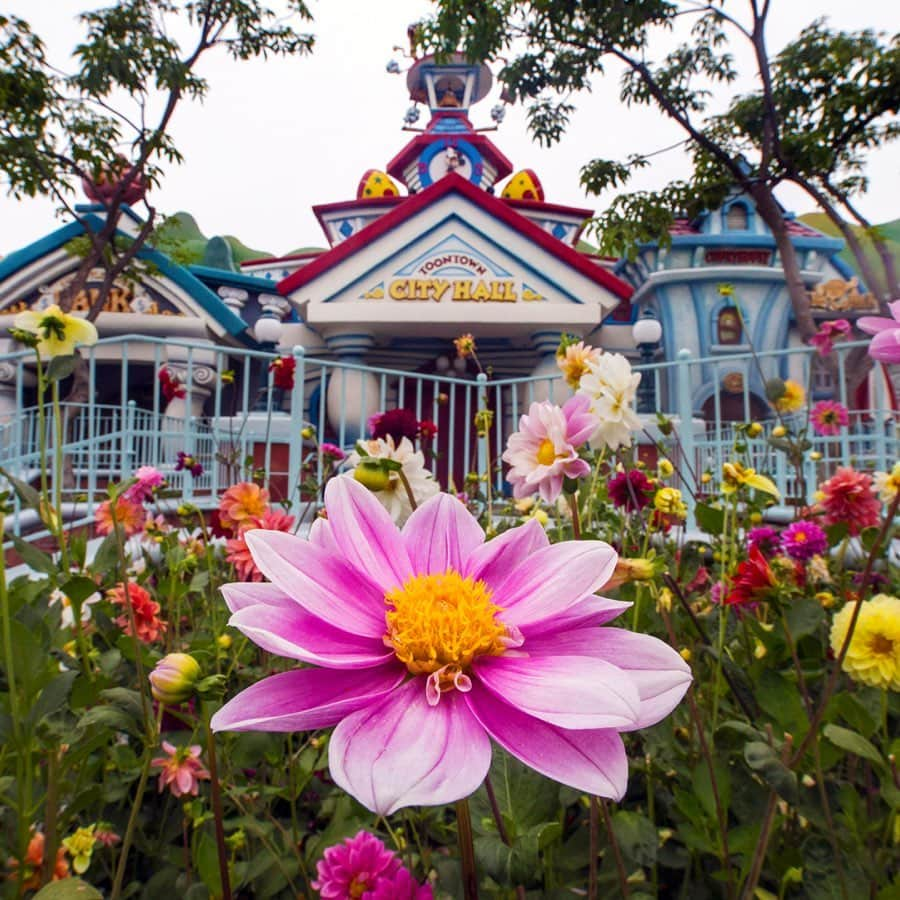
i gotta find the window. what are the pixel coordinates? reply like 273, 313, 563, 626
717, 307, 742, 344
724, 204, 749, 231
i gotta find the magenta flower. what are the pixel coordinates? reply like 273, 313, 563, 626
175, 451, 203, 478
780, 520, 828, 561
502, 395, 597, 503
809, 319, 851, 357
367, 867, 433, 899
608, 469, 655, 512
125, 465, 165, 503
746, 525, 780, 556
312, 831, 402, 899
858, 300, 900, 363
211, 478, 691, 813
810, 400, 849, 436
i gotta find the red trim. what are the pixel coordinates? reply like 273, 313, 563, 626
503, 198, 594, 220
276, 173, 633, 300
386, 131, 514, 184
312, 196, 406, 243
241, 249, 325, 266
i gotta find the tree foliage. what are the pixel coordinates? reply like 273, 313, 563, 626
0, 1, 314, 315
423, 1, 899, 332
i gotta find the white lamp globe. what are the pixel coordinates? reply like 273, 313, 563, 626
254, 315, 284, 346
632, 312, 662, 346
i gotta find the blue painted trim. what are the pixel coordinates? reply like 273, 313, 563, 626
188, 265, 274, 292
321, 210, 587, 306
640, 231, 845, 254
0, 213, 248, 337
0, 219, 92, 284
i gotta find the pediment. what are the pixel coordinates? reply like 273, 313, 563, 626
279, 175, 631, 335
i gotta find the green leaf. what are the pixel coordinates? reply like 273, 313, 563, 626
612, 811, 658, 866
45, 354, 78, 382
785, 598, 826, 642
0, 466, 42, 512
29, 670, 78, 726
32, 878, 103, 899
11, 535, 56, 575
60, 576, 101, 605
823, 724, 885, 768
693, 761, 731, 823
743, 741, 798, 804
694, 502, 725, 535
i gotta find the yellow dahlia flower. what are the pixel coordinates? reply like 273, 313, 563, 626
830, 594, 900, 691
773, 379, 805, 414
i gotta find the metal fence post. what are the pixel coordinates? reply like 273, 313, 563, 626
287, 345, 307, 518
675, 349, 696, 529
121, 399, 137, 482
476, 372, 488, 482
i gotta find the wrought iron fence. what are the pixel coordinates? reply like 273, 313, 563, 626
1, 335, 897, 546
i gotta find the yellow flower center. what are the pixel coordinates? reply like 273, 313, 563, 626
870, 633, 894, 657
794, 531, 807, 543
385, 570, 510, 704
536, 438, 557, 466
349, 877, 370, 898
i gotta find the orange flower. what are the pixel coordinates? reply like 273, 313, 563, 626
96, 495, 145, 537
218, 482, 270, 530
6, 831, 69, 891
454, 333, 476, 358
225, 509, 295, 582
107, 582, 167, 643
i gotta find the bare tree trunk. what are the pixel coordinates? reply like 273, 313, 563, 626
750, 185, 818, 339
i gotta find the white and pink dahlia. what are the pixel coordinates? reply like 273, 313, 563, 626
211, 478, 691, 814
502, 395, 597, 503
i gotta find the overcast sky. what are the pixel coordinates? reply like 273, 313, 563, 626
1, 0, 897, 258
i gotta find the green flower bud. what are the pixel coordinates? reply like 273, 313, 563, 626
149, 653, 201, 705
353, 459, 392, 492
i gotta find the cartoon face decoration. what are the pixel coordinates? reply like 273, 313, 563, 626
419, 140, 483, 188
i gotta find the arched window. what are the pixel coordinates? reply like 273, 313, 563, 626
717, 307, 743, 344
725, 203, 749, 231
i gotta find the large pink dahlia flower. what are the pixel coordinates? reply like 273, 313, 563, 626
211, 477, 691, 814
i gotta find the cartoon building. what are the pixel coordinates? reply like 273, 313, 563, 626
0, 50, 877, 442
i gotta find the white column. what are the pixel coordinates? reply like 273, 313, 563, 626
324, 329, 379, 448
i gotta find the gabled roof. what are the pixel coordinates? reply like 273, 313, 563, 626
277, 173, 632, 300
0, 213, 248, 336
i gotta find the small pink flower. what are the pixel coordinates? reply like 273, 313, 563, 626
320, 442, 346, 464
151, 741, 210, 798
502, 394, 597, 503
810, 400, 849, 436
809, 319, 851, 357
858, 300, 900, 363
780, 521, 828, 561
311, 831, 401, 899
125, 466, 165, 503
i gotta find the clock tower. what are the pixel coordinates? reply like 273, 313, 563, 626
386, 53, 513, 194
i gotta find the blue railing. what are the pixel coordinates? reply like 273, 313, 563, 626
1, 334, 897, 545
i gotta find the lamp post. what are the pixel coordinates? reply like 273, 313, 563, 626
632, 309, 663, 414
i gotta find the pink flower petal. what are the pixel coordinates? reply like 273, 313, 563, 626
524, 628, 692, 729
308, 517, 340, 553
466, 688, 628, 800
463, 517, 549, 584
227, 603, 393, 668
210, 666, 404, 732
488, 541, 618, 628
328, 680, 491, 814
521, 595, 631, 636
244, 530, 387, 637
857, 315, 896, 335
475, 654, 640, 729
220, 581, 296, 614
324, 476, 413, 590
868, 329, 900, 364
402, 492, 484, 575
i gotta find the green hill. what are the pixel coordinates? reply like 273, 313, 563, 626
153, 211, 271, 269
798, 213, 900, 296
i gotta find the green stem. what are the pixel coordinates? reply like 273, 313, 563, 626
397, 468, 419, 513
588, 796, 599, 900
455, 797, 479, 900
50, 379, 69, 572
40, 748, 61, 886
205, 723, 233, 900
600, 799, 630, 898
567, 492, 581, 540
110, 706, 162, 900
